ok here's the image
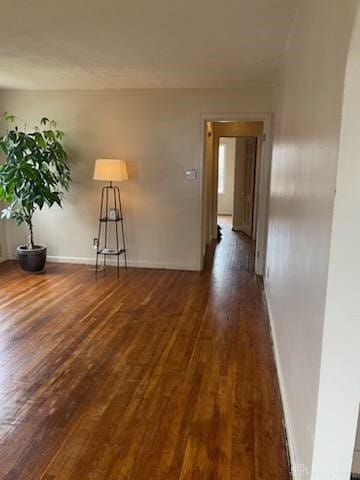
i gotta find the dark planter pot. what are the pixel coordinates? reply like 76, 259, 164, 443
16, 245, 47, 273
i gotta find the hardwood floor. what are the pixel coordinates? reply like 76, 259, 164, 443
0, 222, 289, 480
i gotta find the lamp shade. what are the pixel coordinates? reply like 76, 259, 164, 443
93, 159, 128, 182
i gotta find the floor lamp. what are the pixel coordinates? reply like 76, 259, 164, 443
93, 158, 128, 276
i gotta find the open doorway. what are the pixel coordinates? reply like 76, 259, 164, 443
217, 136, 258, 238
201, 116, 270, 275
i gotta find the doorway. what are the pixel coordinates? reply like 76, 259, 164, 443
217, 136, 258, 238
201, 114, 271, 275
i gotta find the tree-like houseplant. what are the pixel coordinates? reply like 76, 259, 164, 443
0, 114, 71, 272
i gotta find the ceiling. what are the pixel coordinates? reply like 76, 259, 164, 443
0, 0, 297, 89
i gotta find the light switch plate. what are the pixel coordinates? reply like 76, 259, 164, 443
184, 168, 197, 181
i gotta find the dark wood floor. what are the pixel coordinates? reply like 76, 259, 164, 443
0, 218, 289, 480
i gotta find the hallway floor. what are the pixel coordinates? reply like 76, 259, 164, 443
0, 225, 289, 479
216, 215, 255, 273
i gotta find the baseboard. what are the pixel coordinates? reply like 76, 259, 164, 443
264, 280, 298, 478
8, 252, 199, 272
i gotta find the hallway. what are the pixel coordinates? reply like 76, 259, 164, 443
214, 215, 255, 273
0, 224, 289, 479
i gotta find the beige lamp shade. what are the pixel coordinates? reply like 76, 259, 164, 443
93, 159, 128, 182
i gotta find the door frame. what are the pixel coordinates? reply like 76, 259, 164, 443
199, 112, 272, 275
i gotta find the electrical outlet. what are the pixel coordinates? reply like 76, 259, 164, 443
93, 238, 99, 250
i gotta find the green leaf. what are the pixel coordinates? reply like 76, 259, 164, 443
0, 140, 8, 155
4, 112, 16, 123
0, 115, 71, 229
34, 132, 46, 148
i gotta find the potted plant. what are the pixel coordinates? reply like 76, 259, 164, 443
0, 113, 71, 272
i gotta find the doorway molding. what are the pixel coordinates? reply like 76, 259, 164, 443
199, 112, 272, 275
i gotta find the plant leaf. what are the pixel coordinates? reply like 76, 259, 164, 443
0, 116, 71, 227
4, 112, 16, 123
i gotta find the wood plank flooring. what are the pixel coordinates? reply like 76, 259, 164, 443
0, 219, 290, 479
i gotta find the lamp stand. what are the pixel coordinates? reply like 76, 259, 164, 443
95, 181, 127, 277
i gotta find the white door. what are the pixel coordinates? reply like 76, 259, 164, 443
233, 137, 257, 237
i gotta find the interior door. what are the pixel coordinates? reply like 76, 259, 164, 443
233, 137, 257, 237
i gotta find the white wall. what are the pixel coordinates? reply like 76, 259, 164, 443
1, 88, 272, 270
311, 5, 360, 478
217, 137, 235, 215
265, 0, 358, 476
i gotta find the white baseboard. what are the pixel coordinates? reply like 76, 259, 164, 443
8, 252, 199, 272
264, 280, 298, 478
